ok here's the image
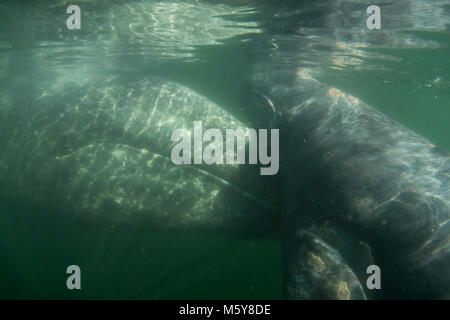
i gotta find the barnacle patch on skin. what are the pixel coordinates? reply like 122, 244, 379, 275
307, 252, 326, 273
328, 88, 345, 99
349, 95, 360, 105
337, 281, 350, 300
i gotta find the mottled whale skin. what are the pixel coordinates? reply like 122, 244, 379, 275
243, 0, 450, 299
278, 76, 449, 299
0, 76, 276, 236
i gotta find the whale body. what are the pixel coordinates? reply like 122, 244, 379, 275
0, 76, 277, 236
243, 0, 449, 299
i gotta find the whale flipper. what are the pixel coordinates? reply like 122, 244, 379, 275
283, 229, 367, 300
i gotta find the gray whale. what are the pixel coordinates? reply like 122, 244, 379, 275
243, 0, 449, 299
0, 76, 277, 236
